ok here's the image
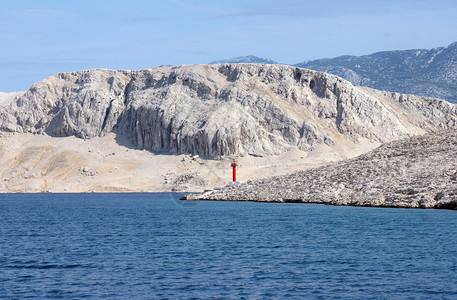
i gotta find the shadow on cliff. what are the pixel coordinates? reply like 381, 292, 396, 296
112, 131, 192, 157
113, 131, 141, 150
112, 131, 207, 207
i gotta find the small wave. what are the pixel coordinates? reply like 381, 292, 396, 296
7, 263, 83, 270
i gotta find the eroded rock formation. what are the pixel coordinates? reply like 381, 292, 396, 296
1, 64, 456, 158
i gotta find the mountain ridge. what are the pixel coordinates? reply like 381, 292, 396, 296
1, 64, 456, 160
209, 55, 278, 65
209, 42, 457, 103
296, 42, 457, 103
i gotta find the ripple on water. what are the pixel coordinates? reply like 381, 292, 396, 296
1, 194, 457, 299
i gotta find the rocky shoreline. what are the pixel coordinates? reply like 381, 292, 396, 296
189, 129, 457, 209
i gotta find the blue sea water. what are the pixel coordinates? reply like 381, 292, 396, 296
1, 193, 457, 299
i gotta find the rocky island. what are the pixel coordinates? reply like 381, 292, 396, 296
193, 129, 457, 209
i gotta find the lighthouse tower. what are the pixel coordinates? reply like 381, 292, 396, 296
231, 160, 238, 183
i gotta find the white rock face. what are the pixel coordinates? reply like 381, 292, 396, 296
1, 64, 456, 158
0, 91, 25, 107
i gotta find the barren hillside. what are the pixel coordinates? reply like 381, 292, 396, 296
0, 64, 456, 193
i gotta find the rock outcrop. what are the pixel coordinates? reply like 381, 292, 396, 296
1, 64, 456, 158
197, 129, 457, 209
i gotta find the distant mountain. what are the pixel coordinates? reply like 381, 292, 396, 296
208, 43, 457, 103
296, 42, 457, 103
209, 55, 277, 65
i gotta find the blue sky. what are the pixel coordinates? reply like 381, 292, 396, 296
1, 0, 457, 92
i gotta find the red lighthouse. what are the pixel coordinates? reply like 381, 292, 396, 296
231, 160, 238, 182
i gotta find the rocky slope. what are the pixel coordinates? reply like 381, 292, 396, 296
197, 129, 457, 209
296, 42, 457, 103
0, 130, 375, 193
1, 64, 456, 161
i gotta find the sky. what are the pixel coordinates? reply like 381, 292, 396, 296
1, 0, 457, 92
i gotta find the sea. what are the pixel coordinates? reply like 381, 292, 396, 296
1, 193, 456, 299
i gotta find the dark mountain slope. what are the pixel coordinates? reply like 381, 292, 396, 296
296, 42, 457, 103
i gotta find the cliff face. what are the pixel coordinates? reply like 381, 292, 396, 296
1, 64, 456, 158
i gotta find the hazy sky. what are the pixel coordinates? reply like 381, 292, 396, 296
1, 0, 457, 92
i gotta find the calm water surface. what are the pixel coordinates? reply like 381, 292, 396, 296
1, 193, 457, 299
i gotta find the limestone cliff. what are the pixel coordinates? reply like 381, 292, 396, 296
1, 64, 456, 158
